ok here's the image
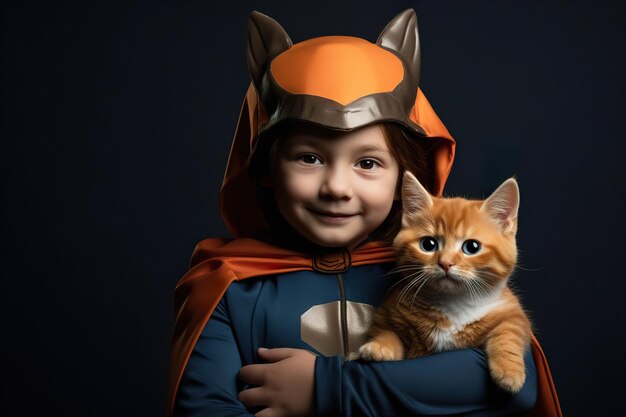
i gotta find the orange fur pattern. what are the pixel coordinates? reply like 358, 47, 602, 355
358, 172, 532, 393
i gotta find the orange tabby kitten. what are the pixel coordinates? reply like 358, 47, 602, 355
358, 172, 531, 393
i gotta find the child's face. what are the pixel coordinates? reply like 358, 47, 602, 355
272, 124, 399, 250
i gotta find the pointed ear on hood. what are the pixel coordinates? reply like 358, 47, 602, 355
247, 11, 293, 101
481, 178, 520, 234
401, 171, 433, 226
376, 8, 420, 108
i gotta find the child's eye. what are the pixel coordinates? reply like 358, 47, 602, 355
357, 159, 379, 170
298, 154, 322, 165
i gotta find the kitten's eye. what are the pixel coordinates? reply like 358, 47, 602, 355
419, 237, 438, 252
462, 239, 482, 255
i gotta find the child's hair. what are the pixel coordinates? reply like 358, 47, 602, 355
248, 121, 434, 245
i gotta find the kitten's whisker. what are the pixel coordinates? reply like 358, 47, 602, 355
382, 265, 424, 277
458, 273, 491, 301
463, 279, 480, 301
514, 265, 543, 272
474, 280, 491, 298
397, 274, 426, 303
395, 275, 423, 303
388, 270, 425, 293
477, 270, 503, 278
406, 272, 432, 299
466, 276, 497, 300
476, 267, 505, 277
388, 263, 424, 272
398, 275, 422, 305
476, 270, 510, 283
409, 276, 431, 311
382, 269, 422, 278
396, 272, 430, 306
466, 280, 477, 300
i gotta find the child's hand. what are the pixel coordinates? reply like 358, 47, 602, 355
238, 347, 316, 417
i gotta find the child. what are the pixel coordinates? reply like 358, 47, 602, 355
168, 9, 562, 417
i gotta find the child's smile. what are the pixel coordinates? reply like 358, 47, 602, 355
272, 123, 399, 250
305, 207, 360, 223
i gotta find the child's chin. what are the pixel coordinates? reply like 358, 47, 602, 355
308, 234, 360, 249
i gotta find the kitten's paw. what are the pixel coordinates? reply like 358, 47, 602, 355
489, 358, 526, 393
358, 340, 403, 361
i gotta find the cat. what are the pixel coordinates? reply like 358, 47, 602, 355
357, 171, 531, 393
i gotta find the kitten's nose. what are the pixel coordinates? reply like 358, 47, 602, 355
439, 260, 455, 272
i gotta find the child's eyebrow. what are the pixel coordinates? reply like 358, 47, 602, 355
352, 144, 391, 154
284, 137, 391, 154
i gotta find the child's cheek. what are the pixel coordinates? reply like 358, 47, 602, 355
362, 175, 398, 213
281, 171, 319, 201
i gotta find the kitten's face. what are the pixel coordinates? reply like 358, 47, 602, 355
393, 173, 519, 300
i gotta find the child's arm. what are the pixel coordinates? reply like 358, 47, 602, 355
237, 345, 537, 417
315, 347, 537, 417
173, 297, 254, 417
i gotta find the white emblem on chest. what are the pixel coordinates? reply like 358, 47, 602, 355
301, 301, 374, 356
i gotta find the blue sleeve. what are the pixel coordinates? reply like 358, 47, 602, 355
315, 347, 537, 417
173, 297, 254, 417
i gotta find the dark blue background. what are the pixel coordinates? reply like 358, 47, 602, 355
2, 1, 624, 416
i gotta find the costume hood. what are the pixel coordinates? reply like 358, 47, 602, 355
221, 9, 456, 238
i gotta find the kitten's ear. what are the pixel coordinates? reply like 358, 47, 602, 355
481, 178, 520, 234
402, 171, 433, 226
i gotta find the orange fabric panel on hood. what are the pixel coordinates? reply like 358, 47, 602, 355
271, 36, 404, 106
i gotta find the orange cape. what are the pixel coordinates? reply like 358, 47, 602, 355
167, 238, 562, 417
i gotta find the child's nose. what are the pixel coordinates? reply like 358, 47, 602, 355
319, 168, 353, 200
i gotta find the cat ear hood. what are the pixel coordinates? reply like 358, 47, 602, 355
220, 8, 456, 238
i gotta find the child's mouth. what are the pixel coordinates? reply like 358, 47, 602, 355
307, 207, 358, 223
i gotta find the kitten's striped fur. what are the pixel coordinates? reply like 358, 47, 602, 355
359, 172, 531, 393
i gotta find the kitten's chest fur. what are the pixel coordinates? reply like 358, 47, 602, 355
380, 285, 518, 357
